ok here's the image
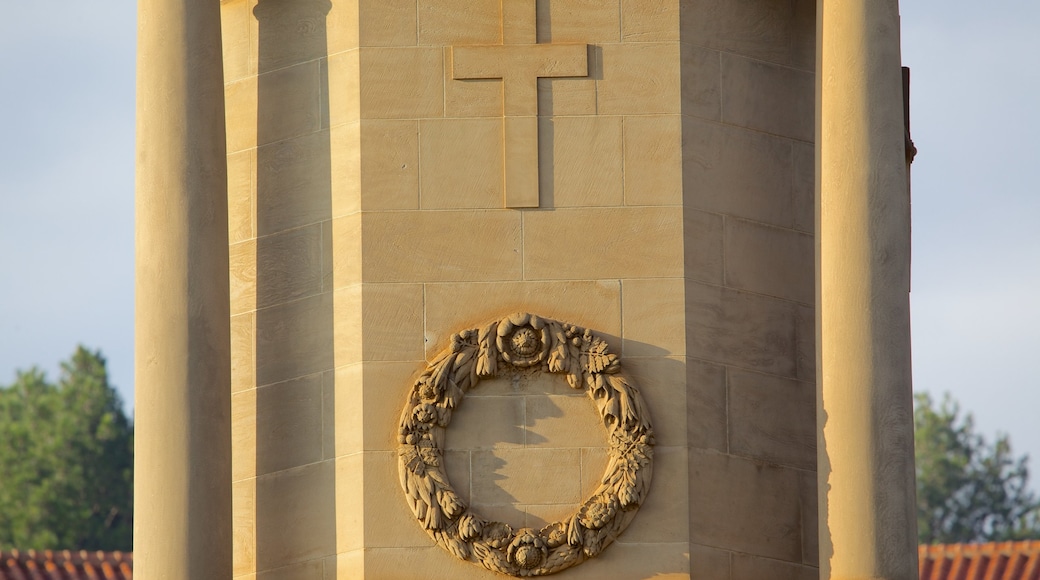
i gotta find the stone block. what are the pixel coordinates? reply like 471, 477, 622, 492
623, 115, 683, 206
361, 283, 425, 361
355, 363, 416, 455
357, 120, 419, 210
255, 62, 323, 146
254, 224, 324, 310
225, 76, 258, 154
616, 446, 689, 543
598, 43, 681, 115
333, 364, 363, 456
791, 141, 815, 233
728, 369, 815, 471
255, 291, 335, 386
680, 0, 801, 67
255, 130, 334, 236
684, 281, 800, 378
540, 0, 620, 43
549, 542, 690, 579
445, 395, 526, 450
680, 43, 721, 120
220, 0, 253, 83
732, 553, 818, 580
418, 0, 500, 45
363, 451, 439, 548
362, 546, 516, 580
580, 447, 609, 498
231, 312, 256, 394
359, 47, 443, 119
334, 454, 364, 553
228, 149, 255, 244
233, 478, 256, 577
322, 371, 335, 460
622, 277, 686, 357
327, 51, 360, 128
256, 460, 337, 571
621, 0, 680, 42
525, 394, 608, 448
795, 303, 815, 383
255, 559, 326, 580
547, 115, 623, 207
445, 53, 503, 117
686, 359, 727, 452
442, 449, 472, 506
333, 285, 363, 367
790, 0, 816, 72
358, 0, 418, 47
361, 211, 522, 282
321, 221, 334, 292
624, 357, 687, 447
683, 208, 725, 285
720, 53, 813, 142
255, 374, 325, 475
682, 117, 797, 228
468, 367, 581, 398
329, 123, 362, 218
524, 207, 684, 280
232, 389, 257, 482
230, 240, 257, 316
799, 469, 819, 567
419, 118, 503, 209
689, 543, 732, 580
470, 448, 582, 505
254, 2, 331, 73
326, 0, 359, 56
724, 218, 813, 304
537, 76, 598, 116
423, 281, 621, 360
525, 504, 580, 530
688, 450, 803, 563
330, 215, 362, 289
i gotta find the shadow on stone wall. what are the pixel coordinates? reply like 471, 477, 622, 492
253, 0, 336, 574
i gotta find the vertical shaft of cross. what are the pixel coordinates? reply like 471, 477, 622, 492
816, 0, 918, 578
452, 1, 587, 208
134, 0, 233, 578
501, 0, 537, 208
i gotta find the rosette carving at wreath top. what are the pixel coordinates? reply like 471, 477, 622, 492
397, 313, 655, 577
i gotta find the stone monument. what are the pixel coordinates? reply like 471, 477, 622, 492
134, 1, 918, 578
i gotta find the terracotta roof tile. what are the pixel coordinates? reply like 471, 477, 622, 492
920, 541, 1040, 580
0, 550, 132, 580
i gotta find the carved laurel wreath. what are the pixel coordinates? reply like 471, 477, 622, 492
397, 313, 655, 577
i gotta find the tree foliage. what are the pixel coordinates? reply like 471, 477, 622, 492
0, 347, 133, 550
916, 391, 1040, 544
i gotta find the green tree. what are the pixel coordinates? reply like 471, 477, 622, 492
916, 391, 1040, 544
0, 347, 133, 550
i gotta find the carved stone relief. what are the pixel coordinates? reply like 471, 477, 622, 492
397, 313, 655, 576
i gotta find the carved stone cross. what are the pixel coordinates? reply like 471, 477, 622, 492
451, 2, 589, 208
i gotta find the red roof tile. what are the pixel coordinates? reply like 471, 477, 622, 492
0, 550, 132, 580
920, 541, 1040, 580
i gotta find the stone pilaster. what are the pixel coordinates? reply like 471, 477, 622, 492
816, 0, 918, 578
134, 0, 232, 577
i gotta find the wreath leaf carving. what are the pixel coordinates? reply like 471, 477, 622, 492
397, 313, 654, 576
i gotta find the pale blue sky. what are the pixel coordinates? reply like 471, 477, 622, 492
1, 3, 1037, 477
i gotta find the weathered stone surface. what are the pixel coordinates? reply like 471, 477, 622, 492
214, 0, 830, 577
